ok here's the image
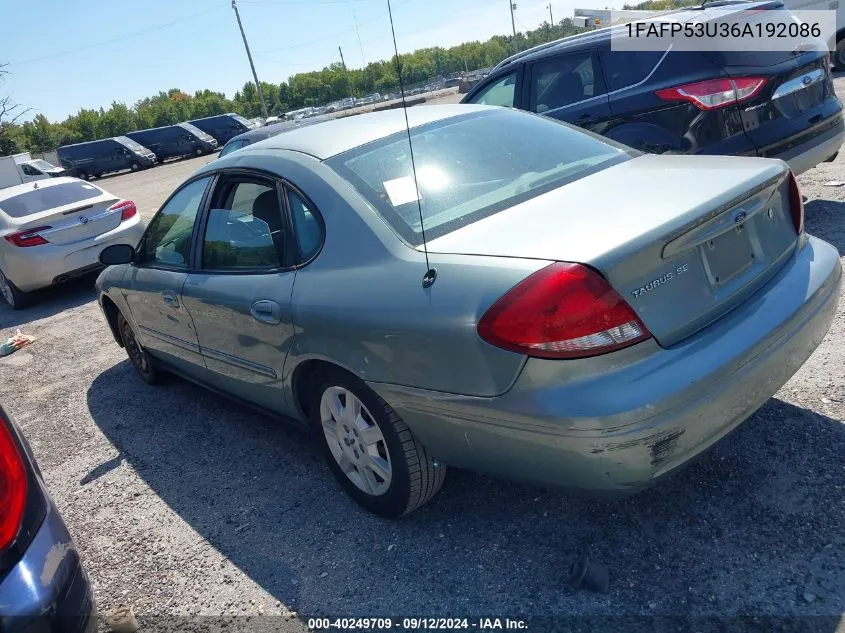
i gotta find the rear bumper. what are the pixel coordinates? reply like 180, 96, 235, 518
769, 116, 845, 175
0, 498, 96, 633
0, 218, 144, 293
373, 235, 841, 493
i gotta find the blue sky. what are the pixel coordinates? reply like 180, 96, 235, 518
4, 0, 609, 121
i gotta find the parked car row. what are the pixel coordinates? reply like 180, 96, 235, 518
52, 113, 260, 181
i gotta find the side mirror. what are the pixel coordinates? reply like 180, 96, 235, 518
100, 244, 135, 266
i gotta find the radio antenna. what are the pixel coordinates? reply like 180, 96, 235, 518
386, 0, 437, 288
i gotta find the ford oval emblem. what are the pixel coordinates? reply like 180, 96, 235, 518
803, 75, 812, 86
79, 215, 89, 225
734, 210, 747, 224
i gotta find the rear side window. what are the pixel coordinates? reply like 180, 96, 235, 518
600, 50, 665, 91
326, 109, 631, 246
467, 72, 518, 107
0, 182, 102, 218
531, 52, 604, 113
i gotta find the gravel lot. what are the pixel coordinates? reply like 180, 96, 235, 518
2, 84, 845, 632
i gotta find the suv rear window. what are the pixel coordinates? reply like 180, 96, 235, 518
326, 109, 632, 245
600, 50, 665, 91
0, 182, 102, 218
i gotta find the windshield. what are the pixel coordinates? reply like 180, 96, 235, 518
178, 122, 213, 140
231, 114, 250, 127
326, 109, 632, 245
0, 181, 102, 218
115, 136, 146, 153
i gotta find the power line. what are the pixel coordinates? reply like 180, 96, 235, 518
8, 4, 228, 67
260, 0, 411, 54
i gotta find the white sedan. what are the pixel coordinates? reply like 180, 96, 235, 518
0, 177, 144, 309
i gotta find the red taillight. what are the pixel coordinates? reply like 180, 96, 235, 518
787, 170, 804, 235
656, 77, 767, 110
4, 226, 51, 247
111, 200, 137, 221
0, 420, 27, 551
477, 262, 652, 359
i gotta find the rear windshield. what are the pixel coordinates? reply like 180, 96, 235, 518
325, 109, 632, 244
29, 159, 57, 170
0, 182, 102, 218
115, 136, 146, 153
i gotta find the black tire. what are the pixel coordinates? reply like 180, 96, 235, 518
309, 368, 446, 518
117, 312, 160, 385
195, 147, 204, 157
0, 269, 29, 310
836, 39, 845, 70
93, 173, 102, 179
77, 170, 89, 181
130, 162, 139, 172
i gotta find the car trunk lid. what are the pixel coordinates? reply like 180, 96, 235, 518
705, 48, 838, 158
425, 154, 799, 347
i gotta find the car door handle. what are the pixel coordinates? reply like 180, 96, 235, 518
250, 300, 282, 325
161, 291, 179, 308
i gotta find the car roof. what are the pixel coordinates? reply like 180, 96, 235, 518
0, 177, 99, 202
241, 104, 491, 160
491, 0, 784, 72
225, 116, 335, 146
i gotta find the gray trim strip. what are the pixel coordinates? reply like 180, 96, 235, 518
138, 325, 201, 354
200, 346, 278, 379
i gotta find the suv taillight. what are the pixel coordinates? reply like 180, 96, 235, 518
656, 77, 767, 110
787, 170, 804, 235
477, 263, 651, 359
110, 200, 137, 221
0, 419, 27, 551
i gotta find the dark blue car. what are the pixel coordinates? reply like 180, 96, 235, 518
462, 0, 843, 175
0, 406, 96, 632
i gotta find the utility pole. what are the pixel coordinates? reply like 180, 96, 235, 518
232, 0, 268, 119
547, 3, 554, 25
339, 46, 353, 100
509, 2, 519, 53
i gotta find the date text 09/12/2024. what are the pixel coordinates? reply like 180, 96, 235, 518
307, 618, 529, 630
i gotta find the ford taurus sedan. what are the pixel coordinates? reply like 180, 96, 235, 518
95, 105, 841, 518
0, 177, 143, 309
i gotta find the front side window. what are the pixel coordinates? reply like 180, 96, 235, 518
467, 72, 518, 108
531, 52, 603, 113
202, 180, 284, 270
326, 109, 631, 246
141, 176, 210, 269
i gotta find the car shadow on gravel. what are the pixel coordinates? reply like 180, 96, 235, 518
0, 272, 98, 330
805, 199, 845, 254
87, 361, 845, 630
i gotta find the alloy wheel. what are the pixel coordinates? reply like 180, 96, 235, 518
320, 386, 392, 496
